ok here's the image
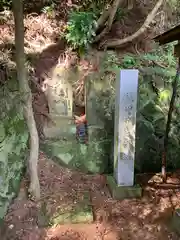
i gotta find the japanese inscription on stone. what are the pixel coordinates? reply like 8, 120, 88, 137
120, 92, 136, 162
46, 67, 73, 117
114, 70, 138, 186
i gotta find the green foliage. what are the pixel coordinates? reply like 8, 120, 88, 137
120, 44, 180, 172
122, 55, 138, 68
65, 11, 97, 51
0, 0, 12, 10
167, 0, 180, 11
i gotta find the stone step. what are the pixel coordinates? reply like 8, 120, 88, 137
42, 124, 110, 174
43, 115, 76, 140
38, 191, 93, 226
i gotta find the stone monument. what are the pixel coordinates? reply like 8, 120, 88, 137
47, 67, 73, 117
43, 65, 75, 139
107, 69, 142, 199
40, 66, 94, 225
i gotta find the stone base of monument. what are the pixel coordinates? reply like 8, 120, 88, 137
106, 175, 142, 200
38, 191, 93, 226
171, 209, 180, 235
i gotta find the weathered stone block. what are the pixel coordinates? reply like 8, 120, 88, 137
114, 70, 138, 186
45, 65, 73, 117
41, 134, 108, 174
106, 175, 142, 200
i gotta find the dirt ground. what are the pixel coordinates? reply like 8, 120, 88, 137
0, 152, 180, 240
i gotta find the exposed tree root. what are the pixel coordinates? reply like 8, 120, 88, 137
99, 0, 164, 48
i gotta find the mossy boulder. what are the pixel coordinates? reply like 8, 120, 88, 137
0, 84, 28, 221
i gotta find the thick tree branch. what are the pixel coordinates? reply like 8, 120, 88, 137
94, 0, 124, 43
108, 0, 122, 29
100, 0, 164, 48
96, 8, 111, 30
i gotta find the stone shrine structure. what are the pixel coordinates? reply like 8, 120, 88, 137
42, 64, 142, 199
41, 64, 108, 174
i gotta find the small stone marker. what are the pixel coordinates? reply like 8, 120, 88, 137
46, 66, 73, 118
114, 69, 139, 186
43, 66, 74, 138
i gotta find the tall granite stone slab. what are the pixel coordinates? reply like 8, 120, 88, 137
114, 69, 138, 186
107, 69, 142, 199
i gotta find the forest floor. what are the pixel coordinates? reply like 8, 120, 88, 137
1, 152, 180, 240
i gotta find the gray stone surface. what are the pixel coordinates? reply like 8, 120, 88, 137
41, 125, 109, 174
86, 76, 110, 127
43, 66, 74, 138
45, 65, 73, 118
114, 70, 139, 186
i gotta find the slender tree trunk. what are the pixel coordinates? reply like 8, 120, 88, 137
12, 0, 40, 199
162, 64, 180, 182
96, 8, 111, 30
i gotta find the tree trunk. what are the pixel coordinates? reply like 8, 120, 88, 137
12, 0, 40, 199
94, 0, 124, 43
162, 65, 180, 182
107, 0, 122, 30
127, 0, 133, 10
96, 8, 111, 30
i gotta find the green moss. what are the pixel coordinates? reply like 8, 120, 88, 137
41, 124, 110, 173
